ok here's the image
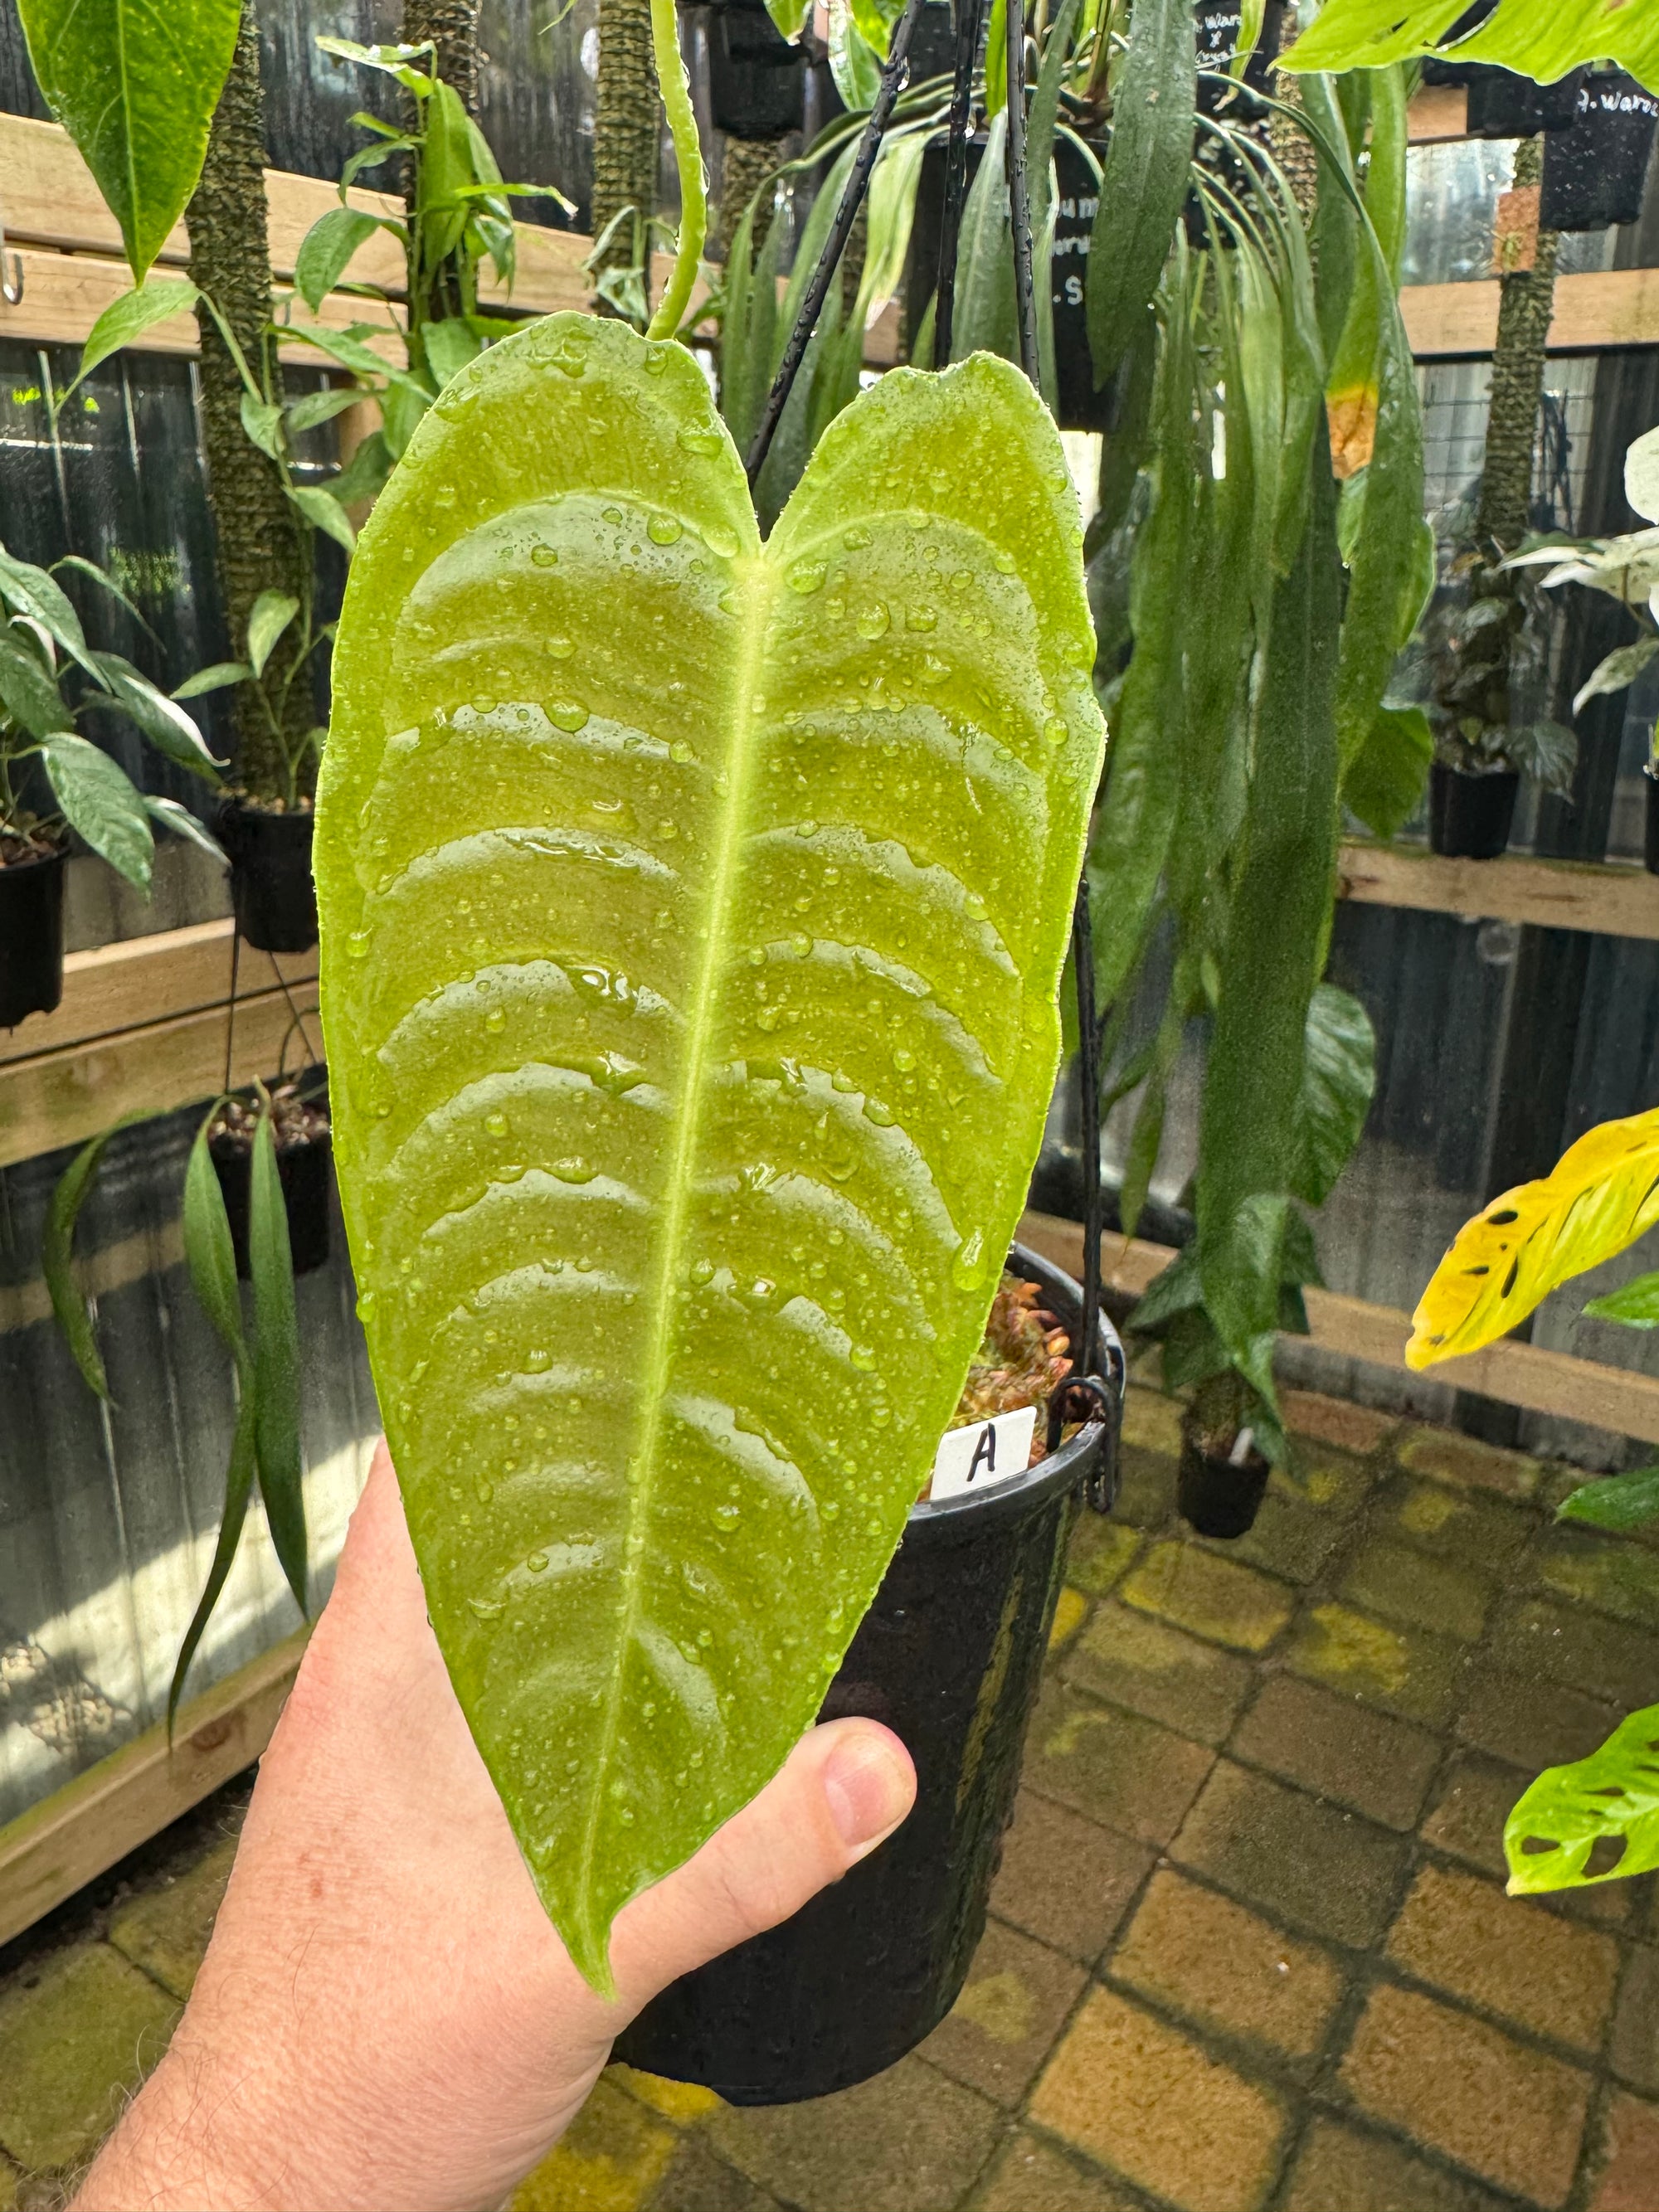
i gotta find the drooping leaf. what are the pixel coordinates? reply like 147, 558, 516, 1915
1292, 983, 1375, 1208
289, 484, 358, 555
44, 1118, 145, 1400
286, 386, 372, 435
1585, 1271, 1659, 1327
1408, 1108, 1659, 1369
247, 591, 300, 680
294, 206, 384, 313
1086, 0, 1195, 386
1628, 426, 1659, 526
184, 1116, 246, 1364
251, 1104, 308, 1620
1506, 1704, 1659, 1896
0, 629, 71, 737
76, 277, 201, 387
314, 313, 1105, 1991
1557, 1467, 1659, 1532
1575, 638, 1659, 717
172, 659, 251, 699
144, 793, 228, 866
87, 650, 222, 779
239, 391, 285, 460
1199, 442, 1343, 1363
1283, 0, 1659, 95
17, 0, 241, 280
332, 429, 396, 508
41, 732, 154, 889
168, 1383, 258, 1733
1344, 701, 1433, 839
0, 550, 95, 673
1087, 255, 1194, 1013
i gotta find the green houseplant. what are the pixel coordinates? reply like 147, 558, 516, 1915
1408, 1106, 1659, 1894
0, 544, 227, 1027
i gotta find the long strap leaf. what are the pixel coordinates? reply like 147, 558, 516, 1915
168, 1387, 259, 1735
45, 1112, 148, 1400
1086, 0, 1196, 385
251, 1104, 309, 1618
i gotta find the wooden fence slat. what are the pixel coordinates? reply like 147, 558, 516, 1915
1018, 1210, 1659, 1448
0, 1628, 306, 1952
1402, 268, 1659, 357
1339, 842, 1659, 941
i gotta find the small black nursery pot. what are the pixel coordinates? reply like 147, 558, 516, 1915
210, 1120, 333, 1280
706, 0, 806, 139
1541, 73, 1659, 232
1643, 765, 1659, 877
0, 844, 67, 1030
218, 800, 318, 955
1177, 1432, 1271, 1539
1463, 64, 1582, 139
1429, 761, 1520, 860
615, 1242, 1122, 2105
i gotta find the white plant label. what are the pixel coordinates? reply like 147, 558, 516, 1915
929, 1405, 1038, 1504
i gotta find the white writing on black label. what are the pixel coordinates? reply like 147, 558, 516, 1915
930, 1406, 1038, 1503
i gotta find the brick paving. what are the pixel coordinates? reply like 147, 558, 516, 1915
4, 1387, 1659, 2210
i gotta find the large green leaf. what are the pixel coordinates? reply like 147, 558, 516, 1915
314, 314, 1105, 1991
1283, 0, 1659, 95
1506, 1704, 1659, 1894
17, 0, 243, 281
1086, 0, 1195, 386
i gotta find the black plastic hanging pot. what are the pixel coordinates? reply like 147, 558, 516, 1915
1644, 765, 1659, 876
1540, 73, 1659, 233
706, 0, 806, 139
209, 1124, 333, 1280
0, 843, 67, 1029
217, 800, 318, 955
1177, 1432, 1270, 1539
1429, 761, 1519, 860
615, 1241, 1122, 2105
1194, 0, 1284, 115
1463, 64, 1582, 139
905, 0, 957, 84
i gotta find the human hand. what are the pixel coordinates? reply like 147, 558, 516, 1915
73, 1440, 915, 2212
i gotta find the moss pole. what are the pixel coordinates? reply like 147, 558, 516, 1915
187, 2, 314, 805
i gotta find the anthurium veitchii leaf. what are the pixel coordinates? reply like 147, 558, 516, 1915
315, 311, 1105, 1992
1408, 1107, 1659, 1369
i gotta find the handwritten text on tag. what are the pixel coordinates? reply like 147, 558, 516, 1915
929, 1406, 1037, 1504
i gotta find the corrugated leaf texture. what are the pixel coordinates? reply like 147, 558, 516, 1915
315, 312, 1104, 1988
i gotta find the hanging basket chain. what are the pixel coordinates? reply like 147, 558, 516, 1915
744, 0, 928, 488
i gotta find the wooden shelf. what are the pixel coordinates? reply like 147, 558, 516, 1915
1403, 269, 1659, 358
0, 920, 319, 1170
1018, 1209, 1659, 1450
0, 1626, 307, 1952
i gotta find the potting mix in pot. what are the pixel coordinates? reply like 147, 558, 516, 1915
314, 312, 1107, 2003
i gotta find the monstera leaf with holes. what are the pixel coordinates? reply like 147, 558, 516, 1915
1407, 1107, 1659, 1369
1506, 1702, 1659, 1894
315, 311, 1104, 1991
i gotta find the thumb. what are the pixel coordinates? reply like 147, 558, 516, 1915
605, 1719, 916, 2017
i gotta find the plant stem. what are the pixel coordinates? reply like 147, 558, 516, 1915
645, 0, 707, 341
1005, 0, 1039, 386
934, 0, 989, 365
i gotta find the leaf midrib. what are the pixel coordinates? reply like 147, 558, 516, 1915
572, 542, 775, 1952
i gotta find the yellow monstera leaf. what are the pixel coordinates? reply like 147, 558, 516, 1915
1408, 1107, 1659, 1369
